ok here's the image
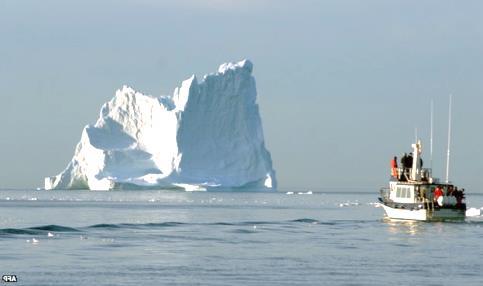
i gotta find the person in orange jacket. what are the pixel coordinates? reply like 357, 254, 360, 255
390, 156, 398, 179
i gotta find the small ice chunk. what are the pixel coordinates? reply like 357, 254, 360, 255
339, 201, 360, 207
369, 202, 382, 208
466, 207, 482, 217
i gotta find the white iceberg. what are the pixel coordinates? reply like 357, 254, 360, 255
45, 60, 276, 191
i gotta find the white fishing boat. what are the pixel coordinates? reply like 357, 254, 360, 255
379, 96, 466, 221
379, 140, 466, 221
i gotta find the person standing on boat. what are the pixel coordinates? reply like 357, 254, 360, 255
407, 153, 414, 170
455, 188, 464, 208
434, 185, 444, 206
447, 185, 454, 196
390, 156, 398, 179
401, 153, 407, 167
400, 153, 408, 181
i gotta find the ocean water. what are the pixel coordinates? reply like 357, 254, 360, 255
1, 189, 482, 286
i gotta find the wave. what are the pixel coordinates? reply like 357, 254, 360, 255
0, 228, 41, 235
291, 218, 320, 224
28, 225, 80, 232
86, 221, 276, 230
0, 218, 377, 237
230, 229, 257, 234
88, 222, 187, 229
88, 223, 123, 229
0, 224, 81, 236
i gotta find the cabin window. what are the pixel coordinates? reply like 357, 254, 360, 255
395, 186, 411, 198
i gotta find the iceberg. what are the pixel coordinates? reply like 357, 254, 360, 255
45, 60, 276, 191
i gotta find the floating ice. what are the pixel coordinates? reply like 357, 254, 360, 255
369, 202, 382, 208
338, 201, 361, 208
27, 238, 39, 244
466, 207, 482, 217
297, 191, 313, 195
286, 191, 312, 195
45, 60, 276, 191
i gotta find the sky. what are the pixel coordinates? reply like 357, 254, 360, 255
1, 0, 482, 192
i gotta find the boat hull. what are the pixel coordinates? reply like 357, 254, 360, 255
381, 204, 465, 221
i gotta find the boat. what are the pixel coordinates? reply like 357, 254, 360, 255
378, 139, 466, 221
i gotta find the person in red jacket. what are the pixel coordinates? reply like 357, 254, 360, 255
434, 186, 444, 206
390, 156, 398, 179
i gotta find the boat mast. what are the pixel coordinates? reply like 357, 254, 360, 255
430, 100, 434, 172
445, 94, 452, 183
411, 139, 422, 181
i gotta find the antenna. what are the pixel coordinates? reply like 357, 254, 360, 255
445, 94, 452, 183
430, 99, 433, 171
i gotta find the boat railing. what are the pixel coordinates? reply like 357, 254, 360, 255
395, 167, 433, 182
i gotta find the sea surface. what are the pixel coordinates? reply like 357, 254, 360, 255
1, 189, 482, 286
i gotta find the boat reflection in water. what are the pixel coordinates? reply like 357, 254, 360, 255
384, 219, 423, 236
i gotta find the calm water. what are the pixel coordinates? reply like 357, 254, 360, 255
1, 189, 482, 286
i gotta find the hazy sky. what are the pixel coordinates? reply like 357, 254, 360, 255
1, 0, 482, 192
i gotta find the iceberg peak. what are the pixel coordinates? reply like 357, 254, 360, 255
217, 59, 253, 74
